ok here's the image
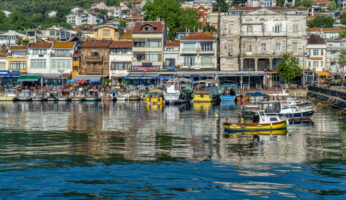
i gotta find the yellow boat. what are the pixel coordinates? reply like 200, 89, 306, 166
192, 80, 219, 103
145, 89, 164, 104
225, 129, 288, 138
223, 111, 288, 133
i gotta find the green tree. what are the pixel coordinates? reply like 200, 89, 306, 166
327, 2, 337, 11
143, 0, 201, 40
212, 0, 229, 12
203, 23, 216, 33
276, 0, 285, 7
231, 0, 246, 7
308, 16, 335, 28
278, 53, 302, 84
339, 31, 346, 38
340, 13, 346, 25
338, 49, 346, 86
295, 0, 313, 7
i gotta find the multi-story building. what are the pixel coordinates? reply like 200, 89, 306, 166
72, 51, 81, 78
8, 46, 28, 73
247, 0, 276, 7
132, 21, 165, 71
80, 40, 111, 76
0, 30, 27, 46
0, 52, 8, 71
307, 28, 345, 40
326, 38, 345, 73
109, 41, 133, 82
50, 42, 76, 75
307, 35, 327, 72
163, 41, 180, 71
179, 32, 217, 70
220, 7, 307, 87
66, 12, 103, 27
27, 42, 52, 74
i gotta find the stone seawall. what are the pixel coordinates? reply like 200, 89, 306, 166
307, 86, 346, 109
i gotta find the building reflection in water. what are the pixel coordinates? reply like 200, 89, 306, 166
0, 102, 343, 164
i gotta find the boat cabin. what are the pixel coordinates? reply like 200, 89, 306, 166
242, 110, 284, 125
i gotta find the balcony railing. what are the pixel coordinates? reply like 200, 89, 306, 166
85, 56, 103, 61
182, 48, 197, 53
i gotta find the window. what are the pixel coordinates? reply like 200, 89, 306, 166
313, 61, 318, 68
73, 66, 78, 72
184, 56, 195, 66
183, 43, 195, 51
30, 59, 46, 69
102, 29, 110, 37
293, 24, 298, 33
201, 56, 213, 66
134, 41, 145, 47
308, 61, 311, 67
313, 49, 318, 56
321, 61, 324, 67
166, 47, 174, 51
134, 54, 145, 61
261, 43, 266, 52
274, 25, 281, 33
247, 25, 253, 33
73, 57, 79, 61
229, 24, 234, 34
111, 62, 131, 70
201, 42, 213, 51
293, 42, 298, 52
165, 58, 175, 66
0, 62, 6, 69
12, 51, 27, 57
111, 48, 131, 54
147, 52, 159, 62
270, 117, 278, 122
51, 59, 71, 69
54, 50, 70, 57
247, 44, 252, 52
148, 40, 160, 47
321, 49, 324, 56
276, 42, 281, 52
32, 49, 47, 55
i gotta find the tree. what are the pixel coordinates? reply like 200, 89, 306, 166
276, 0, 285, 7
295, 0, 313, 7
231, 0, 246, 7
307, 16, 334, 28
327, 2, 337, 11
203, 23, 216, 33
143, 0, 201, 40
212, 0, 229, 12
341, 13, 346, 25
278, 53, 302, 84
339, 31, 346, 38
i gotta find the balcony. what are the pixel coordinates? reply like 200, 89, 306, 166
51, 53, 72, 57
199, 48, 214, 54
182, 48, 197, 54
85, 56, 103, 62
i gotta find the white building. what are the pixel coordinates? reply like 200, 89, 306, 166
109, 41, 133, 81
326, 38, 346, 73
0, 30, 26, 46
28, 42, 52, 74
50, 42, 76, 74
91, 2, 107, 10
307, 35, 327, 72
164, 41, 180, 70
48, 11, 57, 18
0, 53, 8, 71
247, 0, 276, 7
179, 32, 217, 70
66, 12, 103, 27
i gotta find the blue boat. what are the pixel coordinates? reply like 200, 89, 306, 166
219, 84, 239, 102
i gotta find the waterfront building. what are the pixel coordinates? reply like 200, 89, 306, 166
8, 46, 28, 74
326, 37, 345, 73
220, 7, 307, 87
179, 32, 217, 70
50, 42, 76, 79
92, 24, 122, 41
164, 41, 180, 71
79, 40, 111, 78
307, 28, 345, 40
109, 40, 133, 83
0, 51, 8, 71
132, 21, 165, 72
307, 35, 327, 73
27, 42, 52, 75
0, 30, 27, 46
72, 51, 81, 78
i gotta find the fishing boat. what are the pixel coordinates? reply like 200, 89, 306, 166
46, 92, 58, 101
219, 84, 239, 101
192, 80, 219, 103
223, 110, 288, 133
16, 90, 32, 101
145, 89, 164, 104
129, 89, 141, 101
100, 92, 115, 101
0, 89, 17, 101
164, 78, 192, 105
85, 90, 100, 101
259, 101, 315, 122
70, 90, 85, 101
117, 93, 130, 101
57, 90, 70, 101
32, 90, 45, 101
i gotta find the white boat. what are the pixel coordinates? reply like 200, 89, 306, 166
117, 93, 130, 101
85, 90, 100, 101
164, 78, 192, 105
16, 90, 32, 101
0, 89, 17, 101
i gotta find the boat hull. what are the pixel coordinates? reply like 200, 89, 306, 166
193, 94, 217, 103
101, 97, 114, 101
85, 98, 100, 101
220, 95, 236, 101
223, 121, 287, 133
32, 97, 45, 101
0, 96, 16, 101
146, 97, 164, 105
16, 97, 32, 101
58, 97, 70, 101
266, 111, 314, 122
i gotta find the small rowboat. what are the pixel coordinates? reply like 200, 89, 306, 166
224, 110, 288, 133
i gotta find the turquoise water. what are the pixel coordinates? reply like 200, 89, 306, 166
0, 102, 345, 199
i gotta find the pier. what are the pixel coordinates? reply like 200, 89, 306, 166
307, 86, 346, 109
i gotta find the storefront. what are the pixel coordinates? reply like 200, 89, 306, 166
217, 72, 265, 90
0, 72, 20, 85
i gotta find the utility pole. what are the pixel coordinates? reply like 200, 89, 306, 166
302, 45, 306, 89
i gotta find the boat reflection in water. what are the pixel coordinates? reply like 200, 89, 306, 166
146, 104, 163, 111
224, 129, 288, 138
220, 101, 236, 110
193, 102, 212, 111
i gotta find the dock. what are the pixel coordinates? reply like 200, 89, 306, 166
307, 86, 346, 109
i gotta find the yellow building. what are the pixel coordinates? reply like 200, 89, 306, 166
92, 24, 121, 41
72, 51, 81, 78
7, 46, 28, 73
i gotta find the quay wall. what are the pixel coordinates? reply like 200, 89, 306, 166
307, 86, 346, 109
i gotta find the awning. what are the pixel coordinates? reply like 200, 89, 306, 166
0, 74, 20, 78
74, 75, 104, 80
315, 71, 331, 77
17, 75, 41, 82
125, 72, 159, 79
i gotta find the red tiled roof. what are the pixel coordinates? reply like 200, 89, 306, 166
308, 34, 326, 44
52, 42, 75, 49
29, 42, 52, 49
110, 40, 133, 48
81, 40, 112, 48
307, 28, 345, 32
0, 53, 6, 58
181, 32, 215, 40
10, 46, 28, 50
313, 0, 331, 4
165, 41, 180, 47
133, 22, 164, 34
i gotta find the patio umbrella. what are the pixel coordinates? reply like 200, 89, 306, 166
89, 79, 100, 83
67, 79, 77, 83
77, 80, 87, 84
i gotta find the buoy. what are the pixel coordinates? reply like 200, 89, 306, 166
215, 114, 219, 118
